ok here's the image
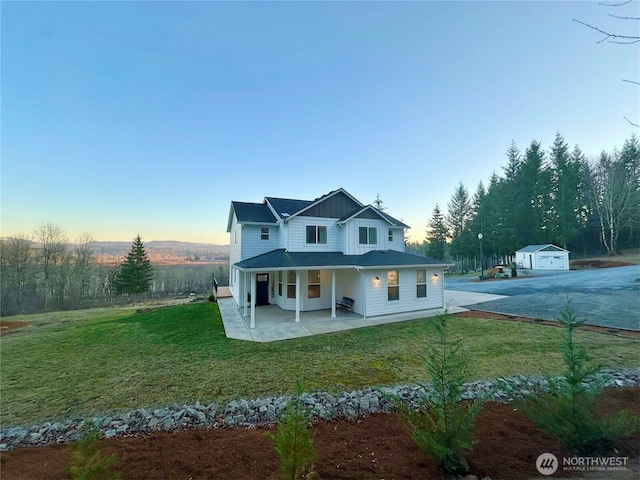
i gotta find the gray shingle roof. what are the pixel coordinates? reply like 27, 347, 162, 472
234, 249, 448, 270
338, 205, 410, 229
231, 202, 278, 224
516, 244, 568, 253
265, 197, 313, 217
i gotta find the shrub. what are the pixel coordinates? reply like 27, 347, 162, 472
519, 300, 640, 454
393, 310, 480, 476
208, 294, 217, 302
67, 424, 119, 480
266, 383, 315, 480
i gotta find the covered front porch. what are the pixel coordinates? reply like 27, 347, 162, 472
216, 289, 505, 342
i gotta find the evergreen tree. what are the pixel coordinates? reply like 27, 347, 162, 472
570, 145, 594, 253
115, 235, 154, 296
619, 134, 640, 248
549, 133, 583, 250
478, 173, 503, 262
501, 141, 525, 252
519, 140, 550, 245
446, 182, 473, 270
373, 192, 386, 211
426, 204, 448, 261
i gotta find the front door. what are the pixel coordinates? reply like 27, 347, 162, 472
256, 273, 270, 306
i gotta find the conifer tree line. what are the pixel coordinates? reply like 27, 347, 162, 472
411, 133, 639, 271
0, 228, 228, 316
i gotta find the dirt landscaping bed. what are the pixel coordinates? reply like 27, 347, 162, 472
571, 259, 635, 269
0, 321, 31, 336
453, 311, 640, 339
1, 387, 638, 480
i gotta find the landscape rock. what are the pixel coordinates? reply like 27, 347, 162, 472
0, 367, 637, 451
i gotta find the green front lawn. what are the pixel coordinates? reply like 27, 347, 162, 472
1, 302, 638, 426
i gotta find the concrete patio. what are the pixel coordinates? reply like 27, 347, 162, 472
217, 289, 507, 342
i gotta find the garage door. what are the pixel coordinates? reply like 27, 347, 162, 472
538, 254, 565, 269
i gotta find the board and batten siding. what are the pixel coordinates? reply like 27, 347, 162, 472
364, 267, 444, 317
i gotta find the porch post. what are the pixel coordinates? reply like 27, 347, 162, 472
243, 271, 248, 317
362, 271, 367, 319
331, 270, 336, 318
295, 270, 301, 323
250, 272, 256, 329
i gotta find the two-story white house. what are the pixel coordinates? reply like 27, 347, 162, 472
226, 188, 449, 328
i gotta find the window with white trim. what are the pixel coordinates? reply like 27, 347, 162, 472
359, 227, 377, 245
278, 271, 283, 296
287, 271, 296, 298
387, 270, 399, 301
416, 270, 427, 298
308, 270, 321, 298
260, 227, 269, 240
388, 229, 393, 242
306, 225, 327, 244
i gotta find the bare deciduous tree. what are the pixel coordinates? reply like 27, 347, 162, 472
586, 151, 636, 254
33, 222, 68, 309
573, 0, 640, 127
0, 234, 36, 312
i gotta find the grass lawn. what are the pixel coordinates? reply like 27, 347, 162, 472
1, 302, 638, 427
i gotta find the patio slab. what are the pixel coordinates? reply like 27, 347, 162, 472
218, 289, 507, 342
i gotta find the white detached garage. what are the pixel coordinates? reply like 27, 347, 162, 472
515, 244, 570, 270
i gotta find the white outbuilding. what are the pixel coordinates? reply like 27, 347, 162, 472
515, 244, 570, 270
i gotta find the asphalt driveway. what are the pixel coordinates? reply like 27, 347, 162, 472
445, 265, 640, 331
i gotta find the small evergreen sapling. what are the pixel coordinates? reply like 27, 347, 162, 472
393, 310, 480, 476
519, 300, 640, 455
67, 424, 119, 480
266, 383, 315, 480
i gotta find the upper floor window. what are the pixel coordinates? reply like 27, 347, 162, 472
388, 229, 394, 242
359, 227, 377, 245
416, 270, 427, 298
261, 227, 269, 240
306, 225, 327, 244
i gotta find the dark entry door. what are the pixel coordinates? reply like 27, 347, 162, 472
256, 274, 270, 306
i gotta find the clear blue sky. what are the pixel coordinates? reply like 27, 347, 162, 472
2, 1, 638, 245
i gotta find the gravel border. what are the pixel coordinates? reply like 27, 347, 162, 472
1, 367, 638, 451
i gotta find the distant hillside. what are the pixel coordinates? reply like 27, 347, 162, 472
92, 241, 229, 265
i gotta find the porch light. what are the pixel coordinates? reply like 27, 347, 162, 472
374, 276, 380, 282
432, 273, 438, 281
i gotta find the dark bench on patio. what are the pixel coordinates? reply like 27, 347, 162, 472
336, 296, 354, 313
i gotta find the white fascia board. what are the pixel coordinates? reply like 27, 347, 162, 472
226, 206, 237, 233
356, 263, 452, 270
235, 264, 356, 272
238, 221, 279, 227
337, 205, 394, 226
264, 198, 283, 222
